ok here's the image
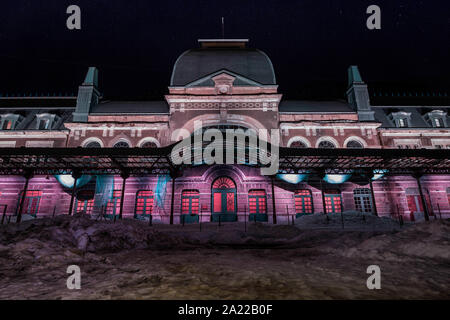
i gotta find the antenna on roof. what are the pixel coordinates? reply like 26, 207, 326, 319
221, 17, 225, 39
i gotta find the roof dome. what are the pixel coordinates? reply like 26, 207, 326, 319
170, 40, 276, 86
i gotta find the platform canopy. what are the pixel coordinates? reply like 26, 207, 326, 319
0, 147, 448, 176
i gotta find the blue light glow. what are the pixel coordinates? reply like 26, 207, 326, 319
55, 175, 92, 188
276, 174, 309, 184
323, 174, 352, 184
372, 169, 388, 181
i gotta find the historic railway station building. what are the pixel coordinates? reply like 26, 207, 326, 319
0, 39, 449, 223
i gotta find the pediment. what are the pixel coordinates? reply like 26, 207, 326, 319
185, 69, 266, 88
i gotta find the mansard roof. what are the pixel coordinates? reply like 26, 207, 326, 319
90, 100, 169, 114
170, 45, 276, 87
0, 97, 77, 108
0, 109, 73, 130
373, 106, 449, 128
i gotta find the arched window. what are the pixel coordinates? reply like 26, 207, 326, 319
248, 190, 267, 214
353, 188, 372, 213
85, 141, 102, 148
135, 190, 154, 217
212, 177, 236, 189
290, 141, 307, 148
318, 141, 336, 149
114, 141, 130, 148
141, 141, 158, 148
346, 140, 364, 149
294, 190, 313, 215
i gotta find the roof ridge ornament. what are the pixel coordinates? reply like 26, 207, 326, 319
198, 39, 249, 48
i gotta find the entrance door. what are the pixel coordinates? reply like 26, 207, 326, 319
211, 177, 237, 222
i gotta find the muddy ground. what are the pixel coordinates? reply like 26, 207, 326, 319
0, 214, 448, 299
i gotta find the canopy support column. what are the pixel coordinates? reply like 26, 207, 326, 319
68, 171, 81, 216
17, 170, 33, 223
414, 172, 430, 221
118, 171, 130, 220
369, 178, 379, 217
319, 172, 327, 214
169, 171, 177, 225
271, 176, 277, 224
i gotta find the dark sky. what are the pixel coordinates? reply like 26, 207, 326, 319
0, 0, 449, 100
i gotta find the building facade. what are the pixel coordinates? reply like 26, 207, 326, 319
0, 39, 449, 223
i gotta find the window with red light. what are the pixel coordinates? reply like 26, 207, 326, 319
135, 190, 154, 215
212, 177, 236, 189
19, 190, 43, 216
249, 190, 267, 214
295, 189, 313, 214
324, 190, 342, 214
226, 193, 235, 212
105, 190, 122, 216
212, 177, 237, 213
407, 195, 424, 214
75, 190, 95, 214
181, 190, 200, 215
2, 120, 13, 130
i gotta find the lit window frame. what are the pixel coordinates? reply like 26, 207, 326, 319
425, 110, 447, 128
35, 113, 58, 130
1, 114, 21, 130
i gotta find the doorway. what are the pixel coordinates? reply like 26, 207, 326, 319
211, 177, 237, 222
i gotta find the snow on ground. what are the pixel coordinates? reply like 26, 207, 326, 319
0, 214, 448, 299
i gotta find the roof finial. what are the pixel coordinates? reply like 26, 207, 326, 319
221, 17, 225, 39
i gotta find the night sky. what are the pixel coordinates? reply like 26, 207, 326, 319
1, 0, 449, 100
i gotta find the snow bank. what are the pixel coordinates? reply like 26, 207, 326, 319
295, 212, 405, 231
0, 214, 183, 254
340, 219, 450, 261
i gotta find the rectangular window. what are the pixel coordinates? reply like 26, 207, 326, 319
75, 190, 95, 215
181, 190, 200, 215
38, 119, 50, 130
324, 191, 342, 214
407, 195, 424, 214
213, 193, 222, 213
2, 120, 13, 130
135, 190, 154, 216
433, 118, 444, 128
105, 190, 122, 217
226, 192, 235, 212
19, 190, 43, 216
398, 118, 408, 128
353, 189, 373, 213
249, 190, 267, 214
294, 190, 313, 214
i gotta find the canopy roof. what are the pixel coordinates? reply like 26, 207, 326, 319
0, 147, 448, 176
